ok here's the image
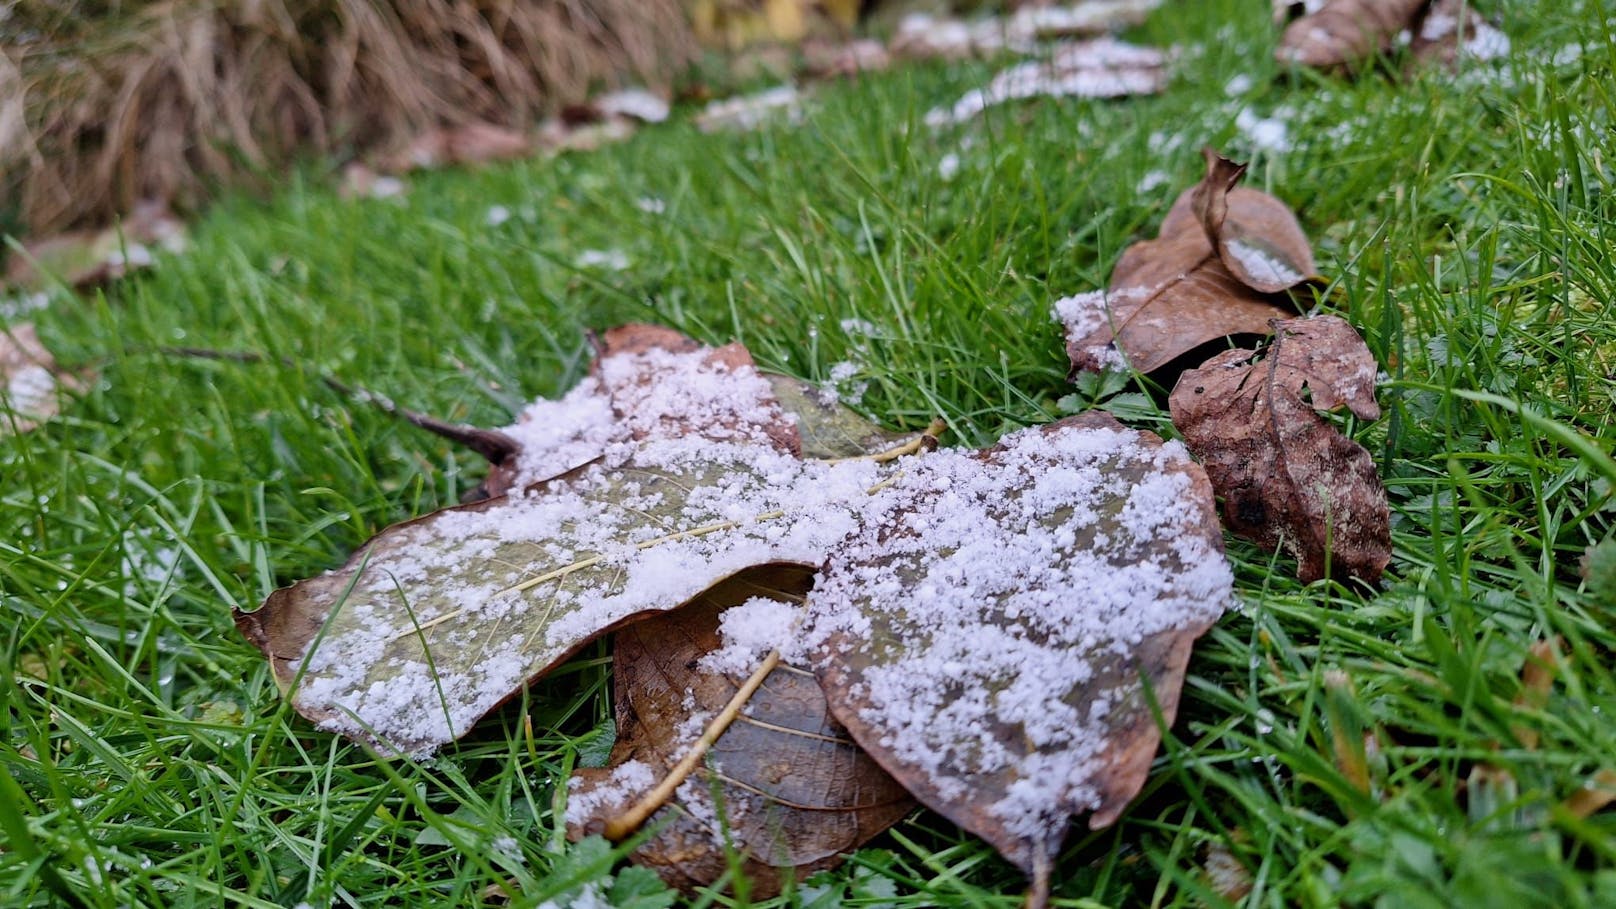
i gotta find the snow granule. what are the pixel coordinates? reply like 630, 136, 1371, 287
1053, 289, 1110, 341
535, 881, 609, 909
636, 196, 666, 215
938, 152, 962, 180
696, 86, 802, 133
1135, 170, 1171, 194
595, 88, 670, 124
484, 205, 512, 227
1223, 73, 1254, 96
575, 249, 629, 270
0, 291, 49, 321
1235, 107, 1291, 154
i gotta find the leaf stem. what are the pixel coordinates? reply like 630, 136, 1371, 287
603, 649, 782, 841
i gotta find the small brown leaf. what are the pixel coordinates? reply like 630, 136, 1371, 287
566, 567, 915, 897
1062, 149, 1313, 376
1409, 0, 1511, 69
1275, 0, 1427, 72
5, 199, 185, 291
377, 122, 532, 174
809, 411, 1231, 884
1, 323, 81, 435
1168, 315, 1390, 583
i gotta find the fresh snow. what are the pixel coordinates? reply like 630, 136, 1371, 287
802, 422, 1231, 841
1226, 238, 1304, 287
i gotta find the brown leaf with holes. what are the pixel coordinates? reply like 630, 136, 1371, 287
1062, 149, 1315, 376
566, 566, 916, 897
1275, 0, 1427, 71
1168, 315, 1390, 583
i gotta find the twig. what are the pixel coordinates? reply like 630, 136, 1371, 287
604, 649, 782, 841
821, 417, 947, 465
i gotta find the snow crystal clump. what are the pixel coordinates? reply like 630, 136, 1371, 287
1235, 107, 1291, 154
564, 760, 656, 825
701, 597, 810, 676
1053, 289, 1109, 341
1226, 239, 1304, 287
498, 345, 791, 488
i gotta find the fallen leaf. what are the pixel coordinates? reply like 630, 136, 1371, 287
566, 566, 915, 897
377, 121, 532, 174
802, 38, 891, 79
1409, 0, 1510, 68
234, 437, 889, 754
924, 38, 1168, 127
1, 323, 81, 435
1061, 149, 1314, 376
1275, 0, 1427, 71
808, 411, 1231, 891
892, 1, 1164, 61
695, 86, 802, 132
1168, 315, 1390, 583
4, 199, 186, 290
474, 324, 801, 499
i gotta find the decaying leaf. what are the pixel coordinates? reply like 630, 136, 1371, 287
375, 121, 533, 174
1274, 0, 1426, 71
1061, 149, 1316, 376
1, 323, 81, 435
924, 38, 1168, 127
892, 1, 1165, 61
1168, 315, 1390, 583
1409, 0, 1510, 68
566, 566, 915, 897
807, 411, 1231, 888
695, 86, 803, 133
4, 200, 186, 291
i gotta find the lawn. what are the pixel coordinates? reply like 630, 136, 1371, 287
4, 0, 1616, 905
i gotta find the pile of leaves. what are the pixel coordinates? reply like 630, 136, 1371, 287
236, 323, 1239, 902
233, 147, 1397, 892
1055, 148, 1391, 584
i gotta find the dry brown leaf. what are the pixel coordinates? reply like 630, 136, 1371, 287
1, 323, 80, 435
1275, 0, 1427, 71
923, 38, 1168, 127
1061, 149, 1314, 376
4, 199, 186, 291
377, 122, 533, 174
566, 566, 915, 897
802, 38, 892, 78
1168, 315, 1390, 583
1408, 0, 1510, 68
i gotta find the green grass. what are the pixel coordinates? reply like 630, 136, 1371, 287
5, 0, 1616, 905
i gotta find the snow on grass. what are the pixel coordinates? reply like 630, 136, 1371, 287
925, 38, 1167, 127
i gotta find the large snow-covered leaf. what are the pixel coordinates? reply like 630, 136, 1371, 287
235, 443, 884, 755
806, 412, 1231, 886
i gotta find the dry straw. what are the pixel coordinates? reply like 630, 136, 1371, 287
0, 0, 694, 236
